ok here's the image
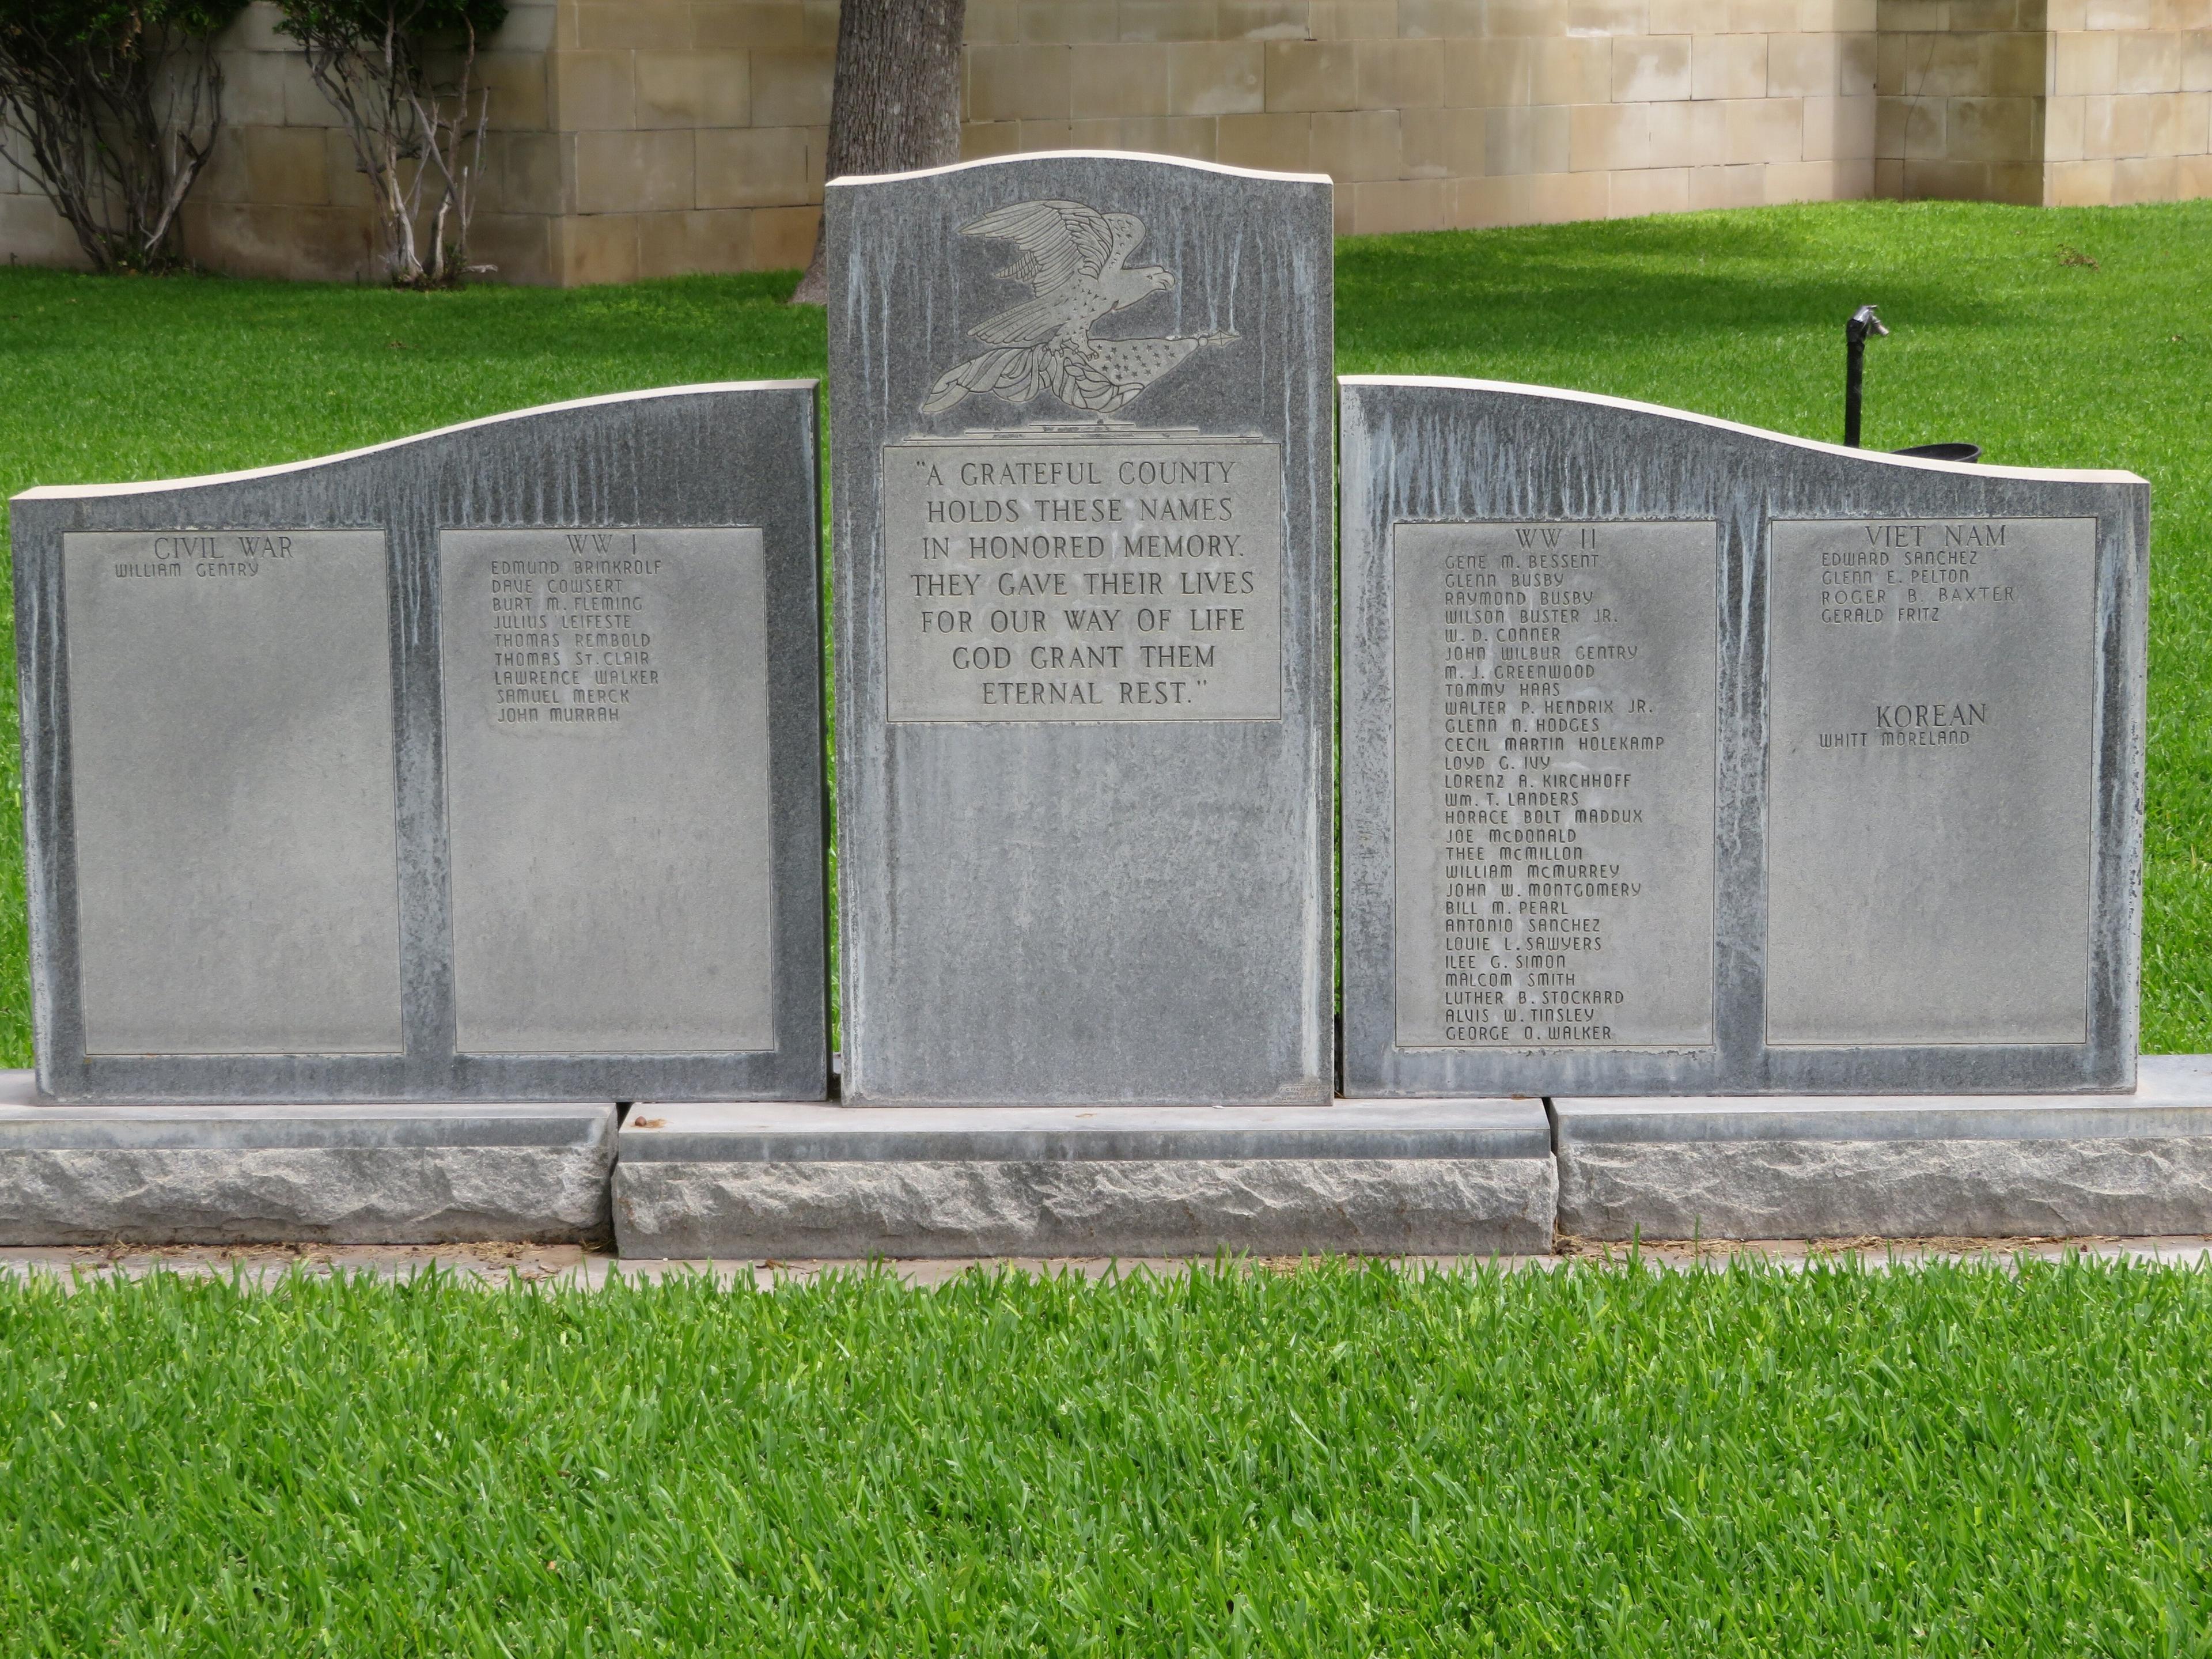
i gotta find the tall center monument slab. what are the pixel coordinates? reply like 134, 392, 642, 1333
827, 153, 1334, 1106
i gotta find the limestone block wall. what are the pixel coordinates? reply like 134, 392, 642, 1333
0, 0, 830, 283
533, 0, 832, 283
2045, 0, 2212, 205
1875, 1, 2051, 203
0, 0, 2206, 281
959, 1, 1880, 234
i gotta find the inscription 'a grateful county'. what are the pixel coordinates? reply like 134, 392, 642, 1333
881, 433, 1283, 722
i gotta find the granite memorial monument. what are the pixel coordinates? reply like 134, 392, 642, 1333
1339, 376, 2147, 1100
824, 153, 1336, 1107
12, 382, 828, 1104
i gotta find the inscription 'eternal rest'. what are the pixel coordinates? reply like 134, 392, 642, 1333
880, 434, 1284, 722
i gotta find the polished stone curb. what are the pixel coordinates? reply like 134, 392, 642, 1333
613, 1100, 1556, 1259
0, 1073, 615, 1245
1555, 1054, 2212, 1241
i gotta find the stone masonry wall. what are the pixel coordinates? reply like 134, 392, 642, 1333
2045, 0, 2212, 204
0, 0, 2206, 282
959, 1, 1879, 234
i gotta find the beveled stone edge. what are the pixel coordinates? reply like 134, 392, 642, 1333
0, 1092, 618, 1150
1555, 1056, 2212, 1145
828, 149, 1333, 191
1338, 375, 2146, 485
10, 382, 819, 501
618, 1099, 1554, 1163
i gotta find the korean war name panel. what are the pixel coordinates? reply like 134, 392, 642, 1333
881, 435, 1282, 722
62, 530, 404, 1058
1392, 522, 1717, 1051
1767, 518, 2097, 1047
441, 528, 776, 1056
828, 154, 1334, 1105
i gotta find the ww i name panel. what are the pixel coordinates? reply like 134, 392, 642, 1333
440, 527, 777, 1058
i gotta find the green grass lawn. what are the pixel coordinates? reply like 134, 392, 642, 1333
4, 198, 2211, 1062
5, 1256, 2211, 1655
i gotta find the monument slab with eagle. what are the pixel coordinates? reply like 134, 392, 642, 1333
919, 198, 1239, 418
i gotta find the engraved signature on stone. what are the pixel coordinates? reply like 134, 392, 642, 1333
920, 199, 1237, 418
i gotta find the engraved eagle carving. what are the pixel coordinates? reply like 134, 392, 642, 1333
919, 199, 1237, 418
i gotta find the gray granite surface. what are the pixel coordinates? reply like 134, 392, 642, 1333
617, 1099, 1552, 1162
616, 1158, 1557, 1259
12, 384, 827, 1103
1339, 376, 2148, 1097
0, 1080, 616, 1244
825, 153, 1334, 1106
1555, 1056, 2212, 1240
614, 1097, 1553, 1257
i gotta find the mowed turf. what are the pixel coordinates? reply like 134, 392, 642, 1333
5, 1257, 2212, 1656
3, 199, 2211, 1063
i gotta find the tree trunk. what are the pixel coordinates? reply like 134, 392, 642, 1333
787, 0, 967, 305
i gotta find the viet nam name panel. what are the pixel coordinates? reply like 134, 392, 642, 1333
439, 527, 775, 1055
63, 529, 404, 1056
880, 434, 1283, 722
1767, 517, 2097, 1047
1392, 521, 1718, 1049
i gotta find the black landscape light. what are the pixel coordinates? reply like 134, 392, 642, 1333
1842, 304, 1982, 463
1843, 303, 1887, 448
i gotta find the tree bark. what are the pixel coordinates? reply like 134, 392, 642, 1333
787, 0, 967, 305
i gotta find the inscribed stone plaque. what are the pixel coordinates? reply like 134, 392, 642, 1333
827, 154, 1334, 1105
62, 530, 403, 1055
1391, 522, 1717, 1048
1767, 517, 2097, 1046
880, 434, 1283, 722
440, 528, 775, 1054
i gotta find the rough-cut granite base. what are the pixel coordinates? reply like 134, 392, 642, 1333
614, 1101, 1556, 1258
0, 1074, 616, 1244
1556, 1055, 2212, 1240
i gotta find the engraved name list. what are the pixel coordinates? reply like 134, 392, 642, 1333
1393, 521, 1718, 1050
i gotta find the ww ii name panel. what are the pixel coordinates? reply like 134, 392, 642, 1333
1391, 521, 1718, 1052
1340, 376, 2145, 1096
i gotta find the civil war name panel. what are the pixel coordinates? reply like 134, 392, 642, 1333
439, 528, 775, 1055
879, 435, 1283, 723
1767, 517, 2098, 1046
1392, 522, 1718, 1050
61, 530, 404, 1056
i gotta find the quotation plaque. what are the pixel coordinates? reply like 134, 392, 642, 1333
1393, 522, 1719, 1050
880, 434, 1283, 723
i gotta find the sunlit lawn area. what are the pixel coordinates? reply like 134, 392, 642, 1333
4, 197, 2211, 1062
5, 1256, 2212, 1655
